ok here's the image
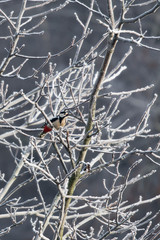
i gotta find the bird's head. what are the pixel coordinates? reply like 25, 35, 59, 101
59, 110, 69, 119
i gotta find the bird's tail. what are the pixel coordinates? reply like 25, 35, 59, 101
39, 131, 45, 138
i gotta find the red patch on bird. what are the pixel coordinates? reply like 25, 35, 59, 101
43, 125, 52, 133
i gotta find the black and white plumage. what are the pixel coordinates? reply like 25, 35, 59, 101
39, 110, 69, 138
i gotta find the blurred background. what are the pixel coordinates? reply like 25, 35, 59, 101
0, 0, 160, 239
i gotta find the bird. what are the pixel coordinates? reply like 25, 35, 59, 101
39, 110, 69, 138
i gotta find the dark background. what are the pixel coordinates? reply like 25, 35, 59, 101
0, 1, 160, 239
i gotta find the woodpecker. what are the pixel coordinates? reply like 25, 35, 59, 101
39, 110, 69, 138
